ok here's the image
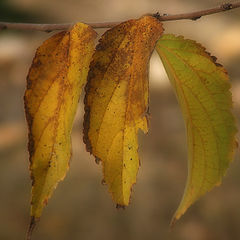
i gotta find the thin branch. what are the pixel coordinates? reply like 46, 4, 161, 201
0, 2, 239, 32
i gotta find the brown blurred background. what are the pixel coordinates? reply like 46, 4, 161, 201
0, 0, 240, 239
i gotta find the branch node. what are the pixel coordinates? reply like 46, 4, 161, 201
152, 12, 160, 19
191, 15, 202, 21
152, 12, 169, 21
221, 3, 233, 11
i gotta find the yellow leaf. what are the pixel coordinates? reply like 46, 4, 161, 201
84, 16, 163, 206
24, 23, 96, 222
156, 34, 238, 223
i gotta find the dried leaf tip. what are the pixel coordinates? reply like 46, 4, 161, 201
116, 204, 126, 210
169, 216, 177, 229
26, 216, 39, 240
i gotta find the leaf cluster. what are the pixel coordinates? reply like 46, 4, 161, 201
23, 16, 237, 239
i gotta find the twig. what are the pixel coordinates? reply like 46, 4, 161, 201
0, 2, 239, 32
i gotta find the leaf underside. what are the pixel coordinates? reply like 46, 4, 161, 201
156, 34, 237, 223
24, 23, 96, 221
83, 16, 164, 206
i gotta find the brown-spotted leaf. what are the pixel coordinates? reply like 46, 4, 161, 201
83, 16, 163, 206
24, 23, 96, 224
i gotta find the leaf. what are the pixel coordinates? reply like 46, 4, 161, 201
156, 34, 237, 223
83, 16, 163, 206
24, 23, 96, 226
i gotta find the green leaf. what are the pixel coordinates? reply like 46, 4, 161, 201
156, 34, 238, 224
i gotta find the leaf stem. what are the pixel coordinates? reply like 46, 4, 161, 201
0, 2, 239, 32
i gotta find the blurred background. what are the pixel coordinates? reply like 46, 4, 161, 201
0, 0, 240, 239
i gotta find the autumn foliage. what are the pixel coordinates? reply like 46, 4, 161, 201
24, 15, 237, 238
84, 16, 163, 207
25, 23, 96, 228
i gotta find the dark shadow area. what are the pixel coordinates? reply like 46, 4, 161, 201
0, 0, 48, 23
